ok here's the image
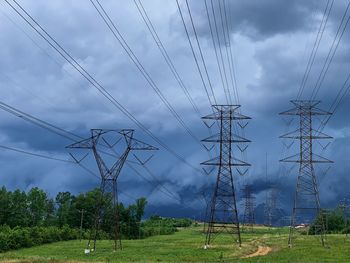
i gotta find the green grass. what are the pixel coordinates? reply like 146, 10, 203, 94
0, 226, 349, 262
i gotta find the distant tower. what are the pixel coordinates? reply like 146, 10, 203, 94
201, 105, 250, 248
67, 129, 157, 251
264, 185, 278, 227
339, 198, 349, 238
242, 184, 256, 232
280, 100, 332, 247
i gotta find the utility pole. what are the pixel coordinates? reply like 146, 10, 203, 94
201, 105, 250, 248
78, 209, 85, 242
280, 100, 332, 247
67, 129, 157, 251
242, 184, 255, 232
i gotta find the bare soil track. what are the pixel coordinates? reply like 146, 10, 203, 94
243, 246, 272, 258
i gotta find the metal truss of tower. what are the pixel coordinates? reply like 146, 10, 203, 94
201, 105, 251, 248
67, 129, 157, 251
242, 184, 256, 232
280, 100, 332, 247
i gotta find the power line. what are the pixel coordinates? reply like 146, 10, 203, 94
184, 0, 218, 105
330, 74, 350, 115
222, 0, 240, 105
220, 0, 249, 168
209, 0, 242, 139
175, 0, 217, 106
133, 0, 201, 117
3, 0, 201, 174
0, 99, 198, 210
0, 101, 82, 141
278, 0, 333, 181
204, 0, 230, 104
217, 0, 235, 104
297, 0, 333, 99
89, 0, 200, 144
134, 0, 217, 161
0, 141, 139, 203
310, 0, 350, 100
316, 73, 350, 132
309, 1, 350, 134
0, 144, 74, 163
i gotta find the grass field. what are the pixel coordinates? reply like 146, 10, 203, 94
0, 225, 349, 262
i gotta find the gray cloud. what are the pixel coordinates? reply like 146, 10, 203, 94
0, 0, 350, 221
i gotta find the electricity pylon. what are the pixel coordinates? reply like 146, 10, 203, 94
67, 129, 157, 251
242, 184, 255, 232
339, 198, 349, 238
280, 100, 332, 247
201, 105, 250, 248
264, 185, 278, 227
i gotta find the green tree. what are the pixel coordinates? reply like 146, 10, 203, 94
310, 207, 346, 234
56, 191, 73, 227
44, 198, 56, 226
9, 189, 29, 227
0, 187, 10, 225
27, 187, 48, 226
136, 198, 147, 222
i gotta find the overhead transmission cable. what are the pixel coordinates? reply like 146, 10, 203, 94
3, 0, 201, 173
176, 0, 222, 168
91, 0, 215, 210
217, 0, 236, 104
309, 1, 350, 135
204, 0, 230, 104
0, 144, 74, 163
133, 0, 216, 160
278, 0, 331, 179
133, 0, 201, 117
316, 73, 350, 133
89, 0, 200, 144
183, 0, 218, 106
310, 0, 350, 100
0, 100, 191, 207
175, 0, 217, 106
3, 0, 217, 210
297, 0, 333, 99
220, 0, 249, 169
212, 0, 242, 135
223, 0, 240, 105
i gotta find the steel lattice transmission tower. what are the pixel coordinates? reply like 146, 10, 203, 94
201, 105, 250, 248
67, 129, 157, 251
264, 185, 279, 227
280, 100, 332, 247
339, 198, 349, 238
242, 184, 256, 232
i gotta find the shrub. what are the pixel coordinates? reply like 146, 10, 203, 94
0, 225, 83, 252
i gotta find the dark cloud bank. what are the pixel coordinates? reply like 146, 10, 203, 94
0, 0, 350, 223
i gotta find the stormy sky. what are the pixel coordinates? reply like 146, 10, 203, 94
0, 0, 350, 221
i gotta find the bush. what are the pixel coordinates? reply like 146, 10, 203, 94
0, 225, 82, 252
309, 207, 348, 235
138, 216, 192, 239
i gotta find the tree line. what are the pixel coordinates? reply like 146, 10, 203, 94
0, 186, 150, 238
309, 207, 349, 235
0, 186, 193, 249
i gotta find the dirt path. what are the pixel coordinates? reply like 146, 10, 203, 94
243, 246, 272, 258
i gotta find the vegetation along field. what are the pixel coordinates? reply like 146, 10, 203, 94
1, 225, 350, 263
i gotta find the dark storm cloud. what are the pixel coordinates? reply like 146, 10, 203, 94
0, 0, 350, 221
184, 0, 321, 42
